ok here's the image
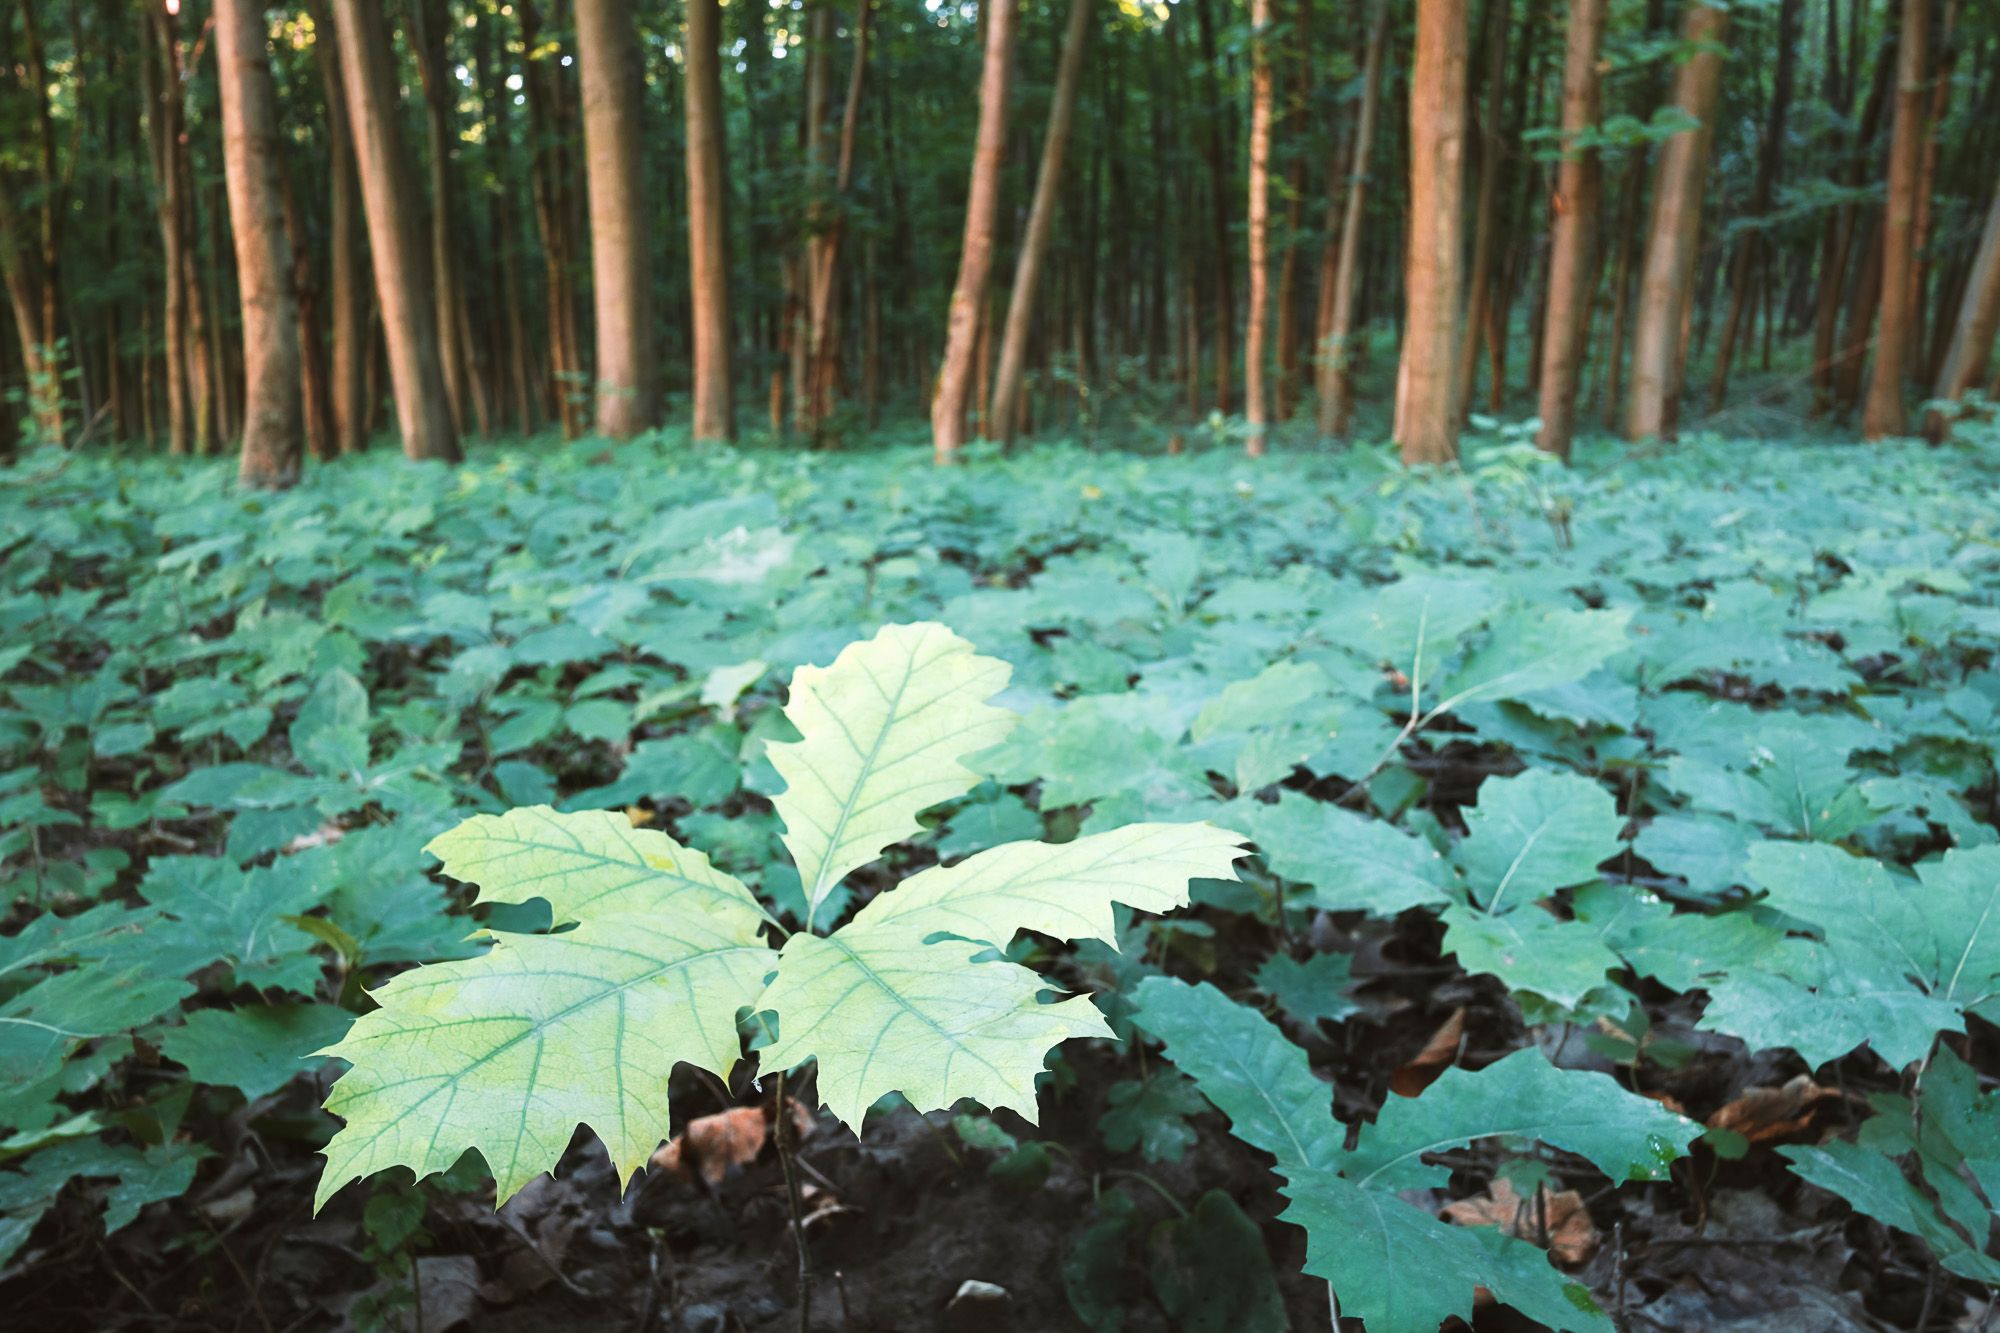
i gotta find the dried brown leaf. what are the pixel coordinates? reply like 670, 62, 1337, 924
1706, 1075, 1850, 1145
1390, 1007, 1466, 1098
1442, 1177, 1601, 1266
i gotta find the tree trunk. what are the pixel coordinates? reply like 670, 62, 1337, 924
1317, 0, 1386, 440
576, 0, 657, 437
1835, 217, 1884, 410
685, 0, 734, 441
281, 172, 337, 463
1242, 0, 1275, 454
405, 0, 472, 435
931, 0, 1019, 462
1395, 0, 1469, 464
305, 0, 368, 454
1271, 0, 1309, 423
1, 0, 69, 444
216, 0, 305, 486
1927, 177, 2000, 438
140, 7, 190, 456
1194, 0, 1233, 415
1454, 0, 1507, 424
1624, 3, 1728, 441
807, 0, 874, 438
1707, 0, 1799, 413
1861, 0, 1927, 439
1909, 0, 1959, 370
1533, 0, 1606, 460
991, 0, 1091, 445
1811, 26, 1892, 411
330, 0, 461, 461
521, 0, 586, 441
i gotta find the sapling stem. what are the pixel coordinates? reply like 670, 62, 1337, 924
773, 1064, 813, 1332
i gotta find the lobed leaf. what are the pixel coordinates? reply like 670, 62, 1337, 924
769, 623, 1015, 926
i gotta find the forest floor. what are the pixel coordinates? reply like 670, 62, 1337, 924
5, 422, 1999, 1332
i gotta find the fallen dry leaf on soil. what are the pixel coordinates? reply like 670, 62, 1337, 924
1390, 1007, 1466, 1097
650, 1099, 816, 1187
1706, 1074, 1850, 1144
1442, 1177, 1601, 1266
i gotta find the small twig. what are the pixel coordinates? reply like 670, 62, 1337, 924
1611, 1222, 1630, 1333
836, 1269, 853, 1333
1102, 1168, 1190, 1218
94, 1238, 158, 1315
494, 1212, 589, 1298
774, 1065, 814, 1333
200, 1215, 275, 1333
1917, 1262, 1940, 1333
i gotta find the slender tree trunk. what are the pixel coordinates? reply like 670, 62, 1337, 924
1811, 27, 1892, 411
931, 0, 1019, 462
330, 0, 461, 460
685, 0, 734, 440
281, 173, 337, 463
216, 0, 304, 486
807, 0, 873, 437
406, 0, 471, 435
1454, 0, 1507, 424
1242, 0, 1275, 454
1909, 0, 1959, 366
140, 10, 188, 455
1707, 0, 1799, 413
1271, 0, 1309, 422
2, 0, 68, 444
1317, 0, 1386, 440
575, 0, 657, 437
1835, 216, 1885, 410
1534, 0, 1606, 460
1862, 0, 1928, 439
1194, 0, 1233, 416
1624, 3, 1728, 441
304, 0, 368, 453
991, 0, 1091, 445
1927, 177, 2000, 438
1395, 0, 1469, 463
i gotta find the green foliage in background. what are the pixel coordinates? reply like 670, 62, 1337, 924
6, 428, 2000, 1323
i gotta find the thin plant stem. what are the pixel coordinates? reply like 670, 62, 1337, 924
773, 1065, 814, 1332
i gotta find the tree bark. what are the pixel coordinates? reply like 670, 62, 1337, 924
931, 0, 1019, 462
1910, 0, 1959, 379
990, 0, 1090, 445
140, 7, 190, 455
1316, 0, 1386, 440
1534, 0, 1606, 460
305, 0, 368, 453
1811, 26, 1892, 411
685, 0, 734, 441
1624, 3, 1728, 441
1861, 0, 1927, 439
806, 0, 874, 437
1271, 0, 1309, 422
406, 0, 473, 435
1707, 0, 1799, 413
0, 0, 69, 444
1395, 0, 1469, 464
1194, 0, 1233, 415
281, 172, 337, 463
576, 0, 657, 437
1243, 0, 1275, 454
330, 0, 461, 461
216, 0, 304, 486
1454, 0, 1507, 425
1927, 177, 2000, 438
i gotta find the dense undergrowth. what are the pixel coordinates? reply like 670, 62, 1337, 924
6, 423, 2000, 1330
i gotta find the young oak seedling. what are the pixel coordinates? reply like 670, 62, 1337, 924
313, 622, 1244, 1207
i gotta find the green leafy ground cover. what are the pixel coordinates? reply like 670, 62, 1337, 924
5, 429, 2000, 1329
